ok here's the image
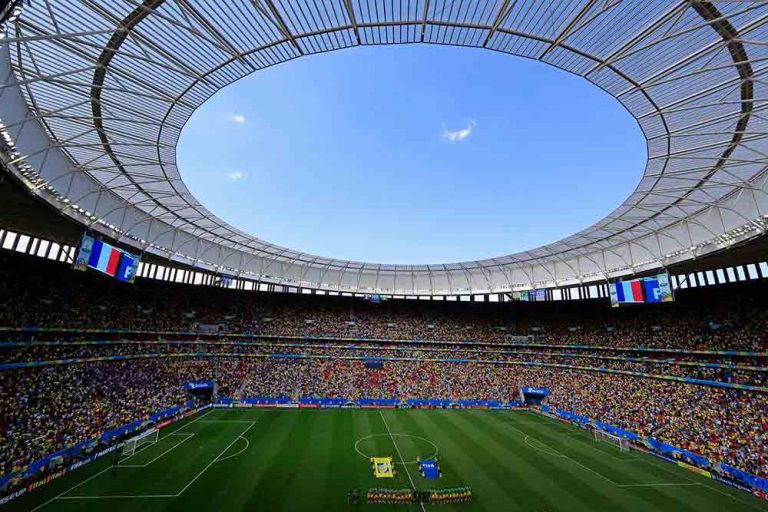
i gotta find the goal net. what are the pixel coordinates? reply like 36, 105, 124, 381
594, 430, 630, 452
122, 428, 159, 457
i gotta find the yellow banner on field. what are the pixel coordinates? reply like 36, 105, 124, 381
372, 457, 394, 478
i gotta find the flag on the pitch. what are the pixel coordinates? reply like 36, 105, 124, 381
418, 459, 440, 479
87, 239, 121, 276
372, 457, 394, 478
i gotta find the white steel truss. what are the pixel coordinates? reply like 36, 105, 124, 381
0, 0, 767, 296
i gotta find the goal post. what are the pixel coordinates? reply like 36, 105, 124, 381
122, 428, 159, 457
594, 430, 630, 452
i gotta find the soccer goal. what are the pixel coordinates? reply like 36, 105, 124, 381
594, 430, 630, 452
122, 428, 159, 457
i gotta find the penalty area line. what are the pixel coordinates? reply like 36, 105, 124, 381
174, 420, 257, 496
119, 434, 195, 468
215, 436, 250, 463
530, 415, 640, 462
641, 455, 768, 512
194, 420, 256, 423
33, 408, 215, 510
504, 419, 626, 487
172, 408, 214, 433
29, 466, 113, 511
55, 419, 260, 503
57, 494, 176, 499
508, 420, 713, 489
120, 409, 213, 464
523, 435, 566, 458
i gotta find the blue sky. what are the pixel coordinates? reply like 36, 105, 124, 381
177, 45, 645, 265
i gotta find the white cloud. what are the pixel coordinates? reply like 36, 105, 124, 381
442, 120, 476, 143
227, 171, 246, 182
228, 114, 246, 124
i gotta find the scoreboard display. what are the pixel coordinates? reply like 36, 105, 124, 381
73, 234, 141, 283
511, 289, 546, 301
609, 272, 674, 307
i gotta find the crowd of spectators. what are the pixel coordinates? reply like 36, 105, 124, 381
0, 358, 765, 482
0, 359, 239, 477
0, 251, 765, 490
2, 340, 765, 386
1, 251, 767, 353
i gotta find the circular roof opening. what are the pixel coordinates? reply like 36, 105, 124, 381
178, 45, 645, 264
9, 1, 764, 294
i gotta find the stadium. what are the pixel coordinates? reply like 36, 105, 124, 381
0, 0, 767, 510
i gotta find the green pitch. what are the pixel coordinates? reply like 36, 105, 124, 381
10, 408, 768, 511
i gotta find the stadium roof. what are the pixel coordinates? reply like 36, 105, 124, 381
1, 0, 768, 295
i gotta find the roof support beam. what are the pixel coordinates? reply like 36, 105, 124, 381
585, 1, 689, 77
175, 0, 256, 71
250, 0, 304, 55
539, 0, 597, 59
420, 0, 430, 42
342, 0, 361, 45
482, 0, 516, 48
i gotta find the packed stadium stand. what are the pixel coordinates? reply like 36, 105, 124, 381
0, 248, 766, 503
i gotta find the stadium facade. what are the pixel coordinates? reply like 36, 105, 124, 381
1, 0, 768, 296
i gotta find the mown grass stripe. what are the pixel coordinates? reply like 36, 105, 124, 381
502, 412, 736, 512
460, 410, 628, 511
322, 407, 361, 507
281, 411, 339, 510
9, 409, 768, 512
178, 411, 279, 507
212, 410, 302, 508
498, 413, 698, 511
433, 410, 566, 511
411, 411, 525, 512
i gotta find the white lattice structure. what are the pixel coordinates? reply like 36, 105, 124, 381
1, 1, 767, 296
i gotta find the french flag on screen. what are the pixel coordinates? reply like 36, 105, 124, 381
615, 280, 645, 303
87, 239, 121, 276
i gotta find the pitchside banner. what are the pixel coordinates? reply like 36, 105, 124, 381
0, 445, 121, 506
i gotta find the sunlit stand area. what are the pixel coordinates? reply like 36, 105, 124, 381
0, 246, 766, 510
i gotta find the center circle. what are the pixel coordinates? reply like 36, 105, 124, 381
354, 434, 439, 465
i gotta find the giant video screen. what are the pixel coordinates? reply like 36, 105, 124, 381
609, 272, 673, 307
73, 234, 141, 283
511, 289, 546, 302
